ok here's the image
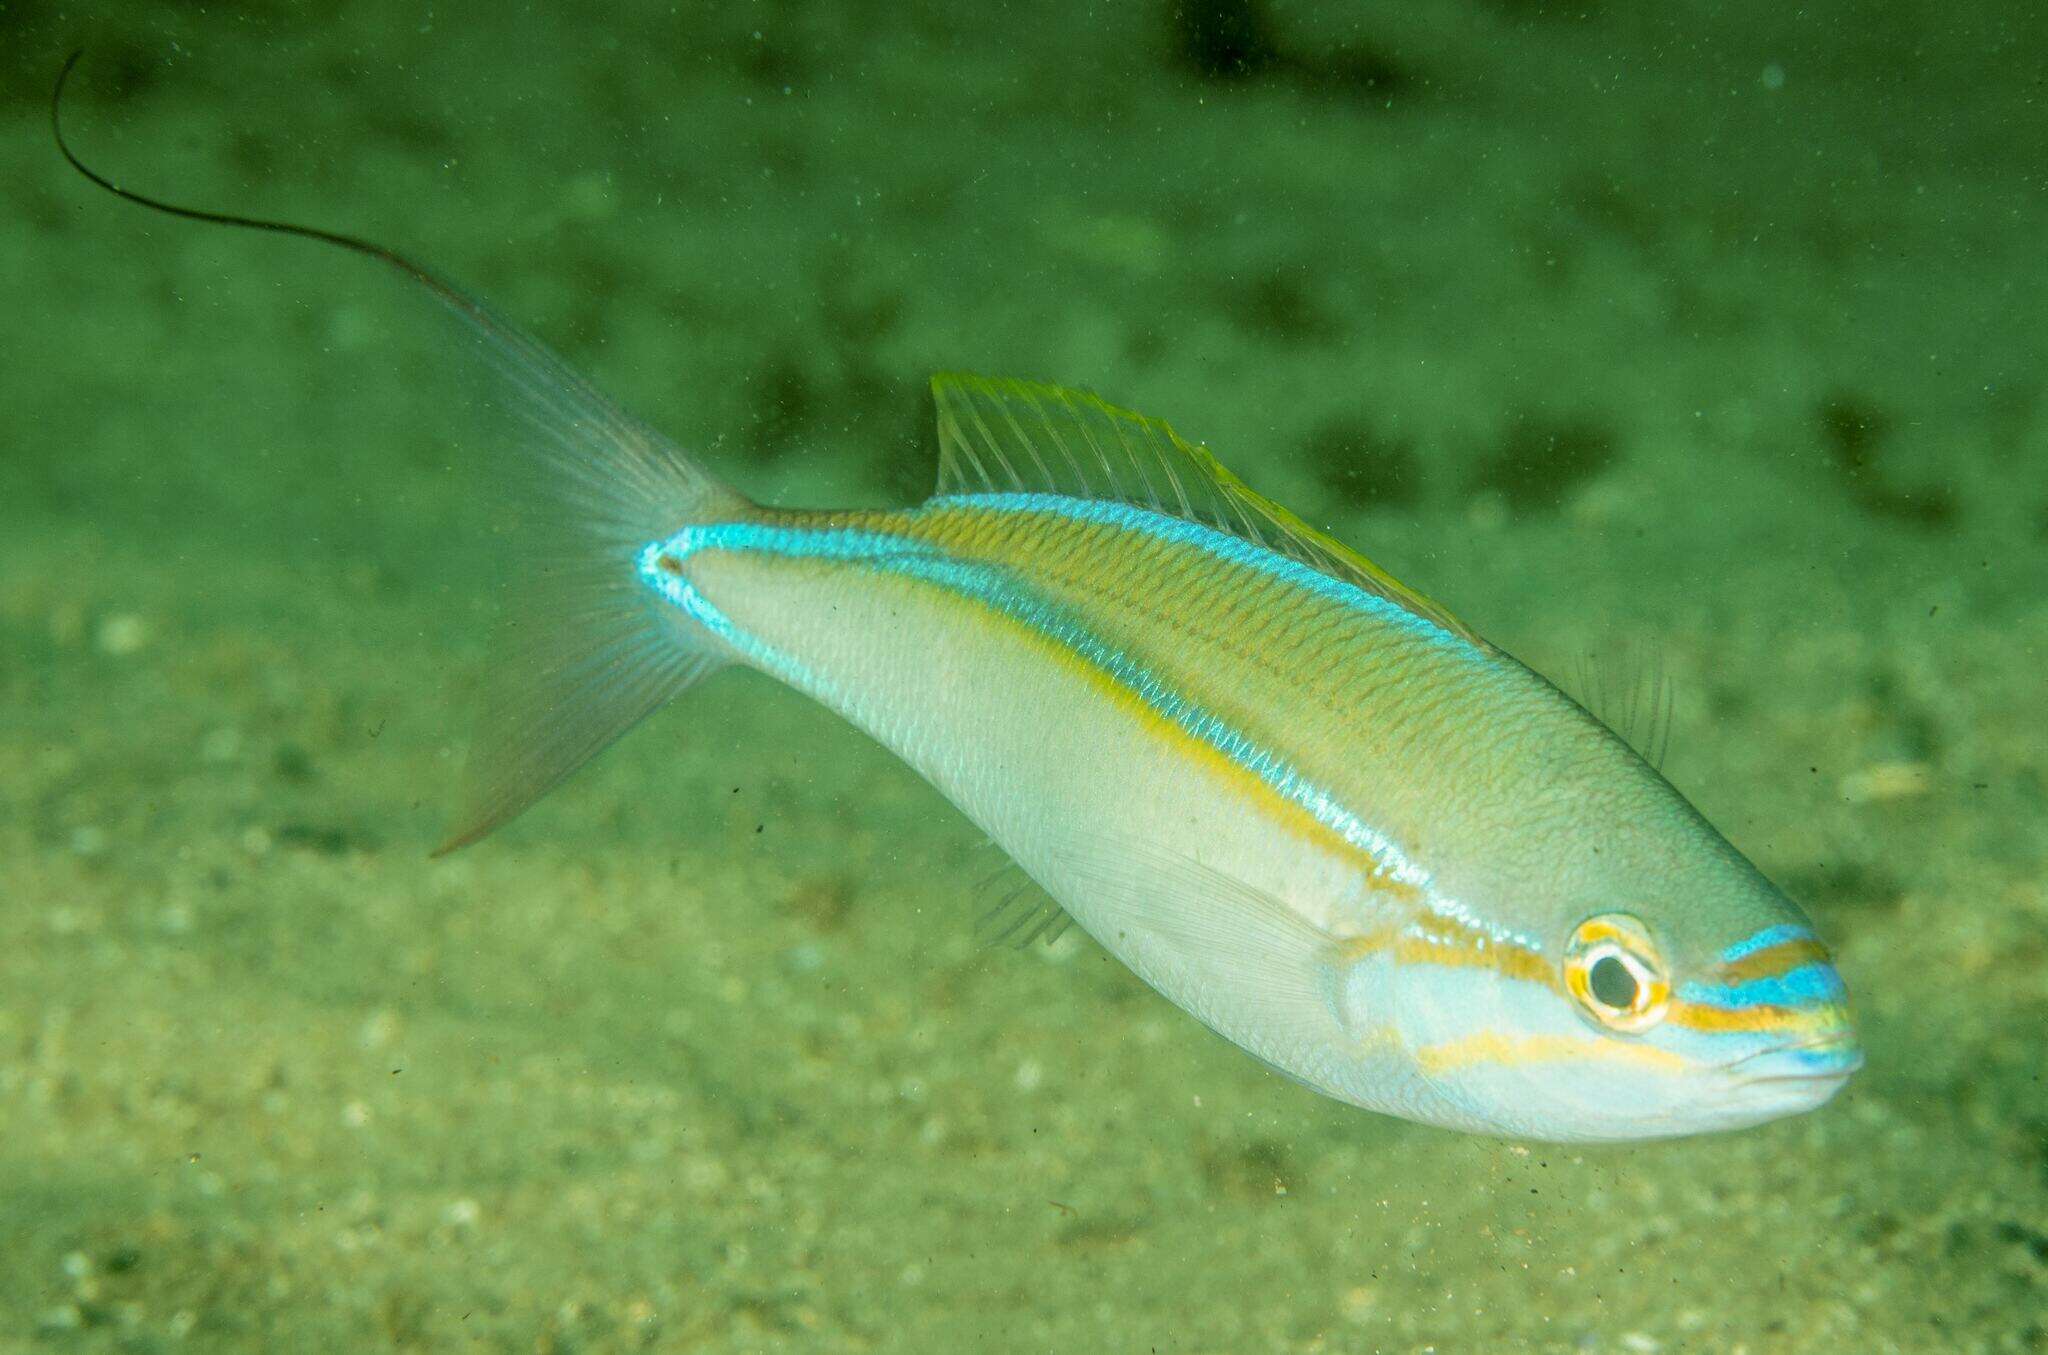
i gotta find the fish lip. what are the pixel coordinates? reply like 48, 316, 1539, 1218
1722, 1030, 1864, 1081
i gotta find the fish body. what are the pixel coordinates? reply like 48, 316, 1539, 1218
56, 66, 1860, 1141
631, 454, 1858, 1141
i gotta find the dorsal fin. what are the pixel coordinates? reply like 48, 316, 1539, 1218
1567, 643, 1676, 770
931, 373, 1479, 644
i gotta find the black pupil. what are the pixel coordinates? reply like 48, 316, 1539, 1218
1588, 954, 1640, 1010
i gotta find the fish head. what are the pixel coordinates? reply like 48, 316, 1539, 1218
1371, 847, 1861, 1143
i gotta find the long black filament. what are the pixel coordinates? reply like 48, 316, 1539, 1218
51, 50, 513, 355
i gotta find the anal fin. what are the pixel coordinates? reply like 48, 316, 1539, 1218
972, 857, 1074, 950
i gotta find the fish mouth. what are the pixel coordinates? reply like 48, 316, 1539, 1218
1723, 1030, 1864, 1084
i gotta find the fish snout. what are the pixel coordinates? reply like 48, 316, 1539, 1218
1724, 1023, 1863, 1084
1681, 927, 1863, 1112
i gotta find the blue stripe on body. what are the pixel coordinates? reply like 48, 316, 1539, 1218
932, 493, 1474, 651
637, 501, 1537, 950
636, 539, 829, 693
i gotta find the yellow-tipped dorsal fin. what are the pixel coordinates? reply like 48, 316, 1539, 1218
930, 373, 1479, 645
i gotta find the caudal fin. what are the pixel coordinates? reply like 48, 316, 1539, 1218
433, 292, 749, 854
51, 50, 748, 853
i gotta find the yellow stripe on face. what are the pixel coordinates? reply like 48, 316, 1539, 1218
1665, 1000, 1844, 1036
1719, 937, 1832, 983
1415, 1031, 1690, 1077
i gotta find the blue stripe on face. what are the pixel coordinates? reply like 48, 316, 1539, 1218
643, 509, 1540, 951
1717, 922, 1817, 964
1680, 963, 1847, 1012
1775, 1038, 1863, 1075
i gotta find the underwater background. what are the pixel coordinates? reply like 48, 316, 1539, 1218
2, 1, 2043, 1350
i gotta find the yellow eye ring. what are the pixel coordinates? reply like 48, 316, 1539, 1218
1564, 913, 1670, 1034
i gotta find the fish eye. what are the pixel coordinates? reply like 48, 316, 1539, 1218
1564, 913, 1670, 1033
1588, 953, 1638, 1008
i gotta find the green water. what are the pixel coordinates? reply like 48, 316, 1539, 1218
4, 2, 2043, 1350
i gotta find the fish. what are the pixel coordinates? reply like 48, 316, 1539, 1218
54, 54, 1860, 1143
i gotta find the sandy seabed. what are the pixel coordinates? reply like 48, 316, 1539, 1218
2, 1, 2043, 1350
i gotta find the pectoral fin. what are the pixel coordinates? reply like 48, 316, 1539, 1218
1050, 832, 1353, 1081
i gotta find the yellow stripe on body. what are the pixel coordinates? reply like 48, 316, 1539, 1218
747, 498, 1442, 914
699, 500, 1845, 1084
1362, 928, 1557, 989
728, 499, 1587, 995
691, 497, 1580, 1005
880, 507, 1423, 900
